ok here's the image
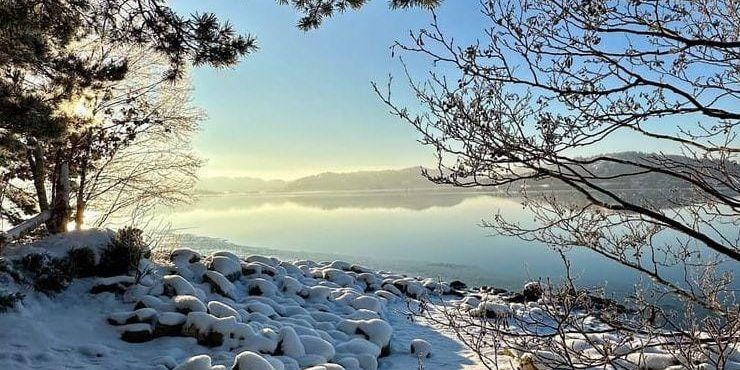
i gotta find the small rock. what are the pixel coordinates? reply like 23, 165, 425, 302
522, 282, 543, 302
449, 280, 467, 290
410, 338, 432, 358
120, 323, 154, 343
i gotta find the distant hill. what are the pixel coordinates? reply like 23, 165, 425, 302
534, 151, 739, 190
196, 152, 738, 194
196, 167, 444, 194
196, 177, 287, 194
282, 167, 443, 192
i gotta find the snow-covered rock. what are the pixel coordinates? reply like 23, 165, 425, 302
233, 351, 275, 370
173, 355, 212, 370
410, 339, 432, 358
202, 270, 237, 299
119, 323, 154, 343
209, 255, 242, 281
207, 300, 240, 319
170, 248, 202, 264
164, 275, 198, 297
173, 295, 208, 314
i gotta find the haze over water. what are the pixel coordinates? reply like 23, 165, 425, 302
165, 191, 654, 294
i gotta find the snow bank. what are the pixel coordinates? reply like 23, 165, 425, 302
0, 232, 570, 370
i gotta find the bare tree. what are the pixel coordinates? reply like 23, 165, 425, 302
68, 46, 204, 228
375, 0, 738, 367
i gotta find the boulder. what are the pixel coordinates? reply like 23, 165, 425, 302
522, 282, 543, 302
154, 312, 187, 337
119, 323, 154, 343
90, 276, 135, 294
449, 280, 467, 290
410, 338, 432, 358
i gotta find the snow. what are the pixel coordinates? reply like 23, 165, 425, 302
410, 339, 432, 358
301, 335, 335, 361
157, 311, 187, 326
182, 311, 219, 340
107, 307, 157, 325
173, 355, 212, 370
164, 274, 199, 297
3, 229, 115, 264
207, 300, 240, 319
209, 256, 241, 281
278, 326, 306, 358
350, 296, 382, 313
0, 231, 529, 370
202, 270, 237, 299
173, 295, 208, 313
233, 351, 275, 370
170, 248, 202, 264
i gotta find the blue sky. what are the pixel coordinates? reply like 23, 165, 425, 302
171, 1, 487, 179
172, 1, 682, 180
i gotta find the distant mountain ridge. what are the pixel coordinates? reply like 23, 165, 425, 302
196, 167, 444, 194
196, 152, 738, 194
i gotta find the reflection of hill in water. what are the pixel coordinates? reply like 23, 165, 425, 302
185, 191, 486, 212
180, 188, 699, 213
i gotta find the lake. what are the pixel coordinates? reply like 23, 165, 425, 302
163, 191, 692, 295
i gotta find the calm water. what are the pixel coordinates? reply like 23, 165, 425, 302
163, 191, 676, 294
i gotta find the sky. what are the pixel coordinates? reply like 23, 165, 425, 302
170, 1, 485, 180
171, 1, 683, 181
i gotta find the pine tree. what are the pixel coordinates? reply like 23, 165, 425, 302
0, 0, 256, 233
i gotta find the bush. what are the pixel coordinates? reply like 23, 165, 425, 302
67, 247, 98, 278
98, 227, 150, 277
0, 258, 22, 282
20, 253, 72, 295
0, 291, 24, 312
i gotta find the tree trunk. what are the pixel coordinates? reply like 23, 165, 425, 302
75, 157, 88, 230
27, 141, 49, 211
47, 151, 71, 234
0, 210, 51, 248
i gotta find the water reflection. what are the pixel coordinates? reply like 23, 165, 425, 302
191, 190, 495, 211
164, 191, 736, 295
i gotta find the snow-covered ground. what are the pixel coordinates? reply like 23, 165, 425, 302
0, 277, 489, 369
0, 231, 496, 370
5, 231, 733, 370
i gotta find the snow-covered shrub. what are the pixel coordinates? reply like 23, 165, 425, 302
0, 257, 22, 282
98, 227, 150, 277
21, 252, 72, 294
0, 290, 23, 312
66, 247, 98, 277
